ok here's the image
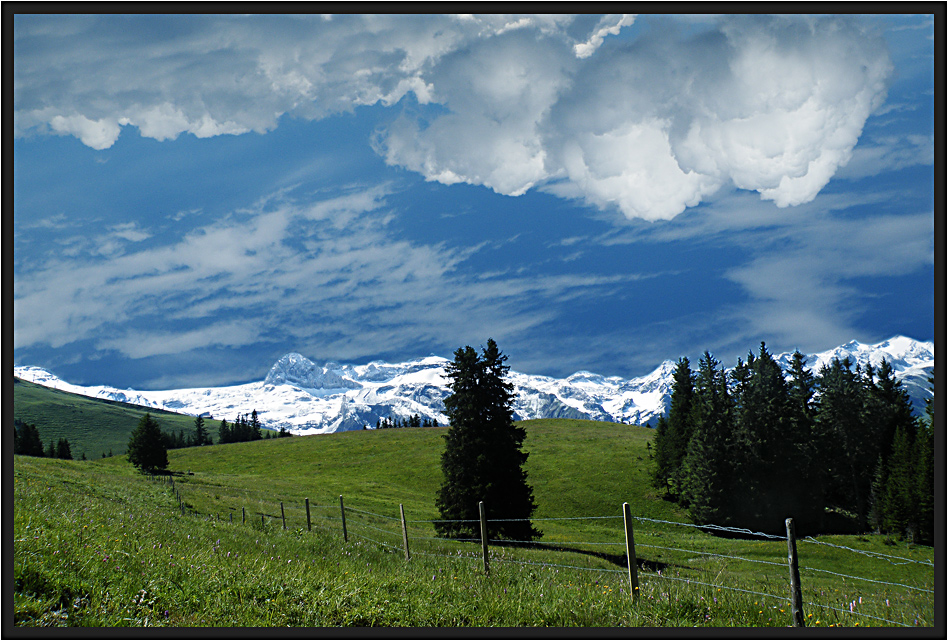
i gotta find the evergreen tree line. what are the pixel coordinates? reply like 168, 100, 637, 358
651, 343, 934, 543
217, 410, 292, 443
216, 411, 261, 444
13, 419, 78, 460
372, 414, 440, 429
164, 415, 214, 450
129, 410, 293, 474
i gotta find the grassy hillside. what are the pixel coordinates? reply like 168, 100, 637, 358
162, 418, 680, 515
13, 378, 204, 459
14, 419, 936, 628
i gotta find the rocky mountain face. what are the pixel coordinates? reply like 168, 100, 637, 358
14, 336, 934, 435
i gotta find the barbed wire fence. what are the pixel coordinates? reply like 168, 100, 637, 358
150, 473, 934, 628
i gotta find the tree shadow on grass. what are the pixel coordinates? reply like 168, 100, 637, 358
492, 540, 672, 572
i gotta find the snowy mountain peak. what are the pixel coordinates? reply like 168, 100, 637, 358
14, 336, 933, 436
805, 336, 934, 374
264, 353, 361, 391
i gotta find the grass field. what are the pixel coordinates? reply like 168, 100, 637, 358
13, 415, 936, 628
14, 378, 212, 460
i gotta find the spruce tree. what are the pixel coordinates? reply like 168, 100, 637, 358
250, 410, 262, 440
55, 438, 73, 460
914, 372, 935, 543
881, 420, 918, 539
218, 418, 231, 444
681, 352, 734, 525
26, 423, 44, 457
14, 421, 45, 457
651, 358, 695, 498
787, 351, 822, 530
735, 343, 794, 531
193, 415, 211, 446
435, 339, 539, 542
814, 358, 870, 528
650, 415, 672, 492
868, 360, 917, 466
868, 455, 888, 533
127, 413, 169, 474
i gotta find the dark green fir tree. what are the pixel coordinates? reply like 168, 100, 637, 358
435, 339, 540, 542
127, 413, 168, 474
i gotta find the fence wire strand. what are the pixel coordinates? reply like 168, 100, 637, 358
349, 531, 401, 552
801, 537, 934, 567
799, 565, 934, 594
803, 600, 912, 627
345, 506, 401, 521
642, 572, 790, 604
489, 539, 622, 547
637, 543, 787, 568
633, 516, 785, 540
349, 521, 400, 539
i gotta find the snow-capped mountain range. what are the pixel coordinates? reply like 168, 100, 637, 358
14, 336, 934, 435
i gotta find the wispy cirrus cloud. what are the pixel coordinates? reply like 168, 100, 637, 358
13, 183, 661, 383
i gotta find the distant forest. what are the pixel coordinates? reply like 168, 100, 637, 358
371, 415, 440, 429
651, 343, 934, 543
13, 419, 77, 460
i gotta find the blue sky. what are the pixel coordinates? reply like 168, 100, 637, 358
13, 13, 935, 389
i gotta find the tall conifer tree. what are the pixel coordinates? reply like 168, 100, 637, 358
435, 339, 539, 541
681, 352, 734, 525
651, 358, 695, 498
736, 343, 794, 530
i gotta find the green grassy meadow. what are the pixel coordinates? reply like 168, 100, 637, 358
12, 386, 937, 628
13, 378, 200, 459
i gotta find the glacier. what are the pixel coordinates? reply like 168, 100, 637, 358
13, 336, 934, 435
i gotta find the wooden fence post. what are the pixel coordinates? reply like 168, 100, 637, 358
786, 518, 806, 627
623, 502, 640, 602
339, 495, 348, 543
242, 507, 246, 524
479, 501, 490, 576
305, 498, 312, 531
399, 504, 411, 561
281, 502, 286, 530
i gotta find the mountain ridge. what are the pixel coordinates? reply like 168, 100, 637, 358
14, 336, 934, 435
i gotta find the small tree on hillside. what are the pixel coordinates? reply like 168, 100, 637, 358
250, 410, 262, 440
127, 413, 168, 474
193, 415, 211, 446
435, 339, 540, 542
55, 438, 73, 460
218, 418, 231, 444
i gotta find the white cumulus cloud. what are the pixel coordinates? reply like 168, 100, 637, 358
15, 14, 892, 221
